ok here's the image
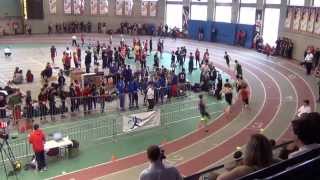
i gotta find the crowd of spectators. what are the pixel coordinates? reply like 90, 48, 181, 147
275, 37, 294, 59
48, 21, 93, 34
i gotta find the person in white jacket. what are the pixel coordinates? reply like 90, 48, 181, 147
147, 84, 155, 110
297, 100, 311, 117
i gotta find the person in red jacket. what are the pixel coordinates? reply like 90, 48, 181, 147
28, 124, 47, 171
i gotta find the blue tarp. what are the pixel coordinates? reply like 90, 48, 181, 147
187, 20, 255, 48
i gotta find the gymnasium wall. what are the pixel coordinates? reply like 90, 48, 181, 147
188, 20, 255, 48
0, 0, 21, 17
278, 31, 320, 61
278, 3, 320, 60
0, 0, 22, 35
26, 0, 165, 34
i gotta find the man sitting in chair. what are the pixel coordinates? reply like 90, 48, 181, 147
4, 47, 12, 57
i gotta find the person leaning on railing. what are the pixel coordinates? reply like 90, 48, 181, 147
215, 134, 276, 180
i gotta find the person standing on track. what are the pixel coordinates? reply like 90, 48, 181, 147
72, 35, 77, 46
189, 52, 194, 74
304, 50, 314, 75
224, 51, 231, 68
198, 94, 210, 133
239, 83, 250, 109
234, 60, 243, 78
195, 48, 200, 68
50, 45, 57, 65
223, 79, 233, 113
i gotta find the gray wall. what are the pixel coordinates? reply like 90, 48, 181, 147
278, 0, 320, 60
2, 0, 320, 61
0, 0, 21, 17
26, 0, 165, 34
0, 0, 22, 35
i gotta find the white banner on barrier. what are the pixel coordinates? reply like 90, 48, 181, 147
122, 110, 161, 133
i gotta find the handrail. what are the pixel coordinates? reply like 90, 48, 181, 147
183, 140, 294, 180
265, 155, 320, 180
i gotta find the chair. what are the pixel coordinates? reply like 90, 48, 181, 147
68, 139, 80, 157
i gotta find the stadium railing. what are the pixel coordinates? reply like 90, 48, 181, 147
239, 145, 320, 180
3, 90, 207, 162
265, 155, 320, 180
183, 140, 294, 180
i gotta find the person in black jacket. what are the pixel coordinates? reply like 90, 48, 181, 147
215, 74, 223, 100
0, 92, 7, 119
69, 83, 76, 113
149, 38, 153, 53
85, 47, 92, 73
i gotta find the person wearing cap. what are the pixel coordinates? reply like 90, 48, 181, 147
140, 145, 182, 180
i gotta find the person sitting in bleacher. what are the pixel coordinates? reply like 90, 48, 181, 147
288, 112, 320, 159
216, 134, 275, 180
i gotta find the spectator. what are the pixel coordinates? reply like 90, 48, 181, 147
296, 100, 311, 117
50, 45, 57, 64
4, 47, 12, 57
26, 70, 34, 83
25, 90, 33, 120
147, 84, 155, 110
139, 145, 182, 180
304, 50, 314, 75
0, 91, 7, 118
217, 134, 274, 180
28, 124, 47, 172
289, 112, 320, 159
198, 27, 204, 41
41, 63, 53, 80
85, 47, 92, 73
12, 67, 23, 84
116, 77, 126, 111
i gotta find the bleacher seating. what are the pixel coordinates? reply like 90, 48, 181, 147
184, 143, 320, 180
265, 155, 320, 180
238, 146, 320, 180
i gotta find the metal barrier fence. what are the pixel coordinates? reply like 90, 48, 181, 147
3, 91, 219, 164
